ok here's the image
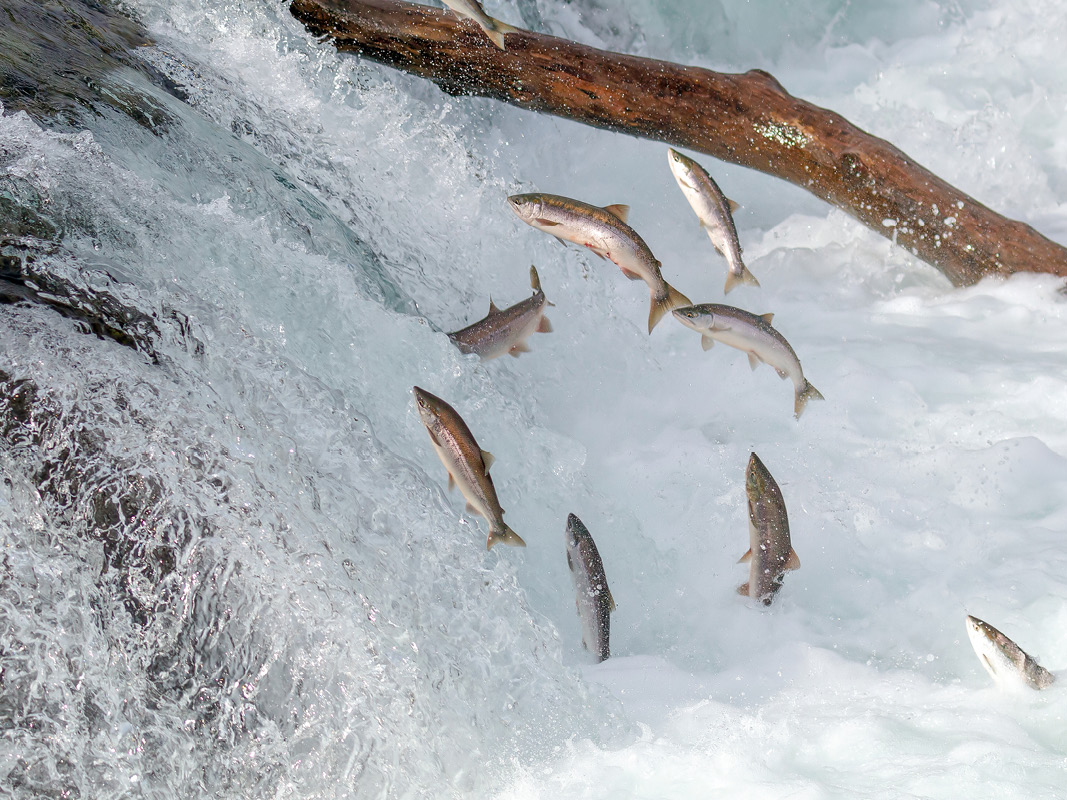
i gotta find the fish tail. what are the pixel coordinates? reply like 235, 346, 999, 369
724, 265, 761, 294
484, 24, 507, 50
487, 523, 526, 550
483, 17, 521, 49
794, 380, 825, 419
648, 282, 692, 333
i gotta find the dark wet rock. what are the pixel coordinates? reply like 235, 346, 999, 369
0, 0, 179, 133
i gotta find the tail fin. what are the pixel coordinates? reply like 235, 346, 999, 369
485, 18, 522, 50
724, 265, 761, 294
487, 523, 526, 550
794, 380, 825, 419
648, 283, 692, 333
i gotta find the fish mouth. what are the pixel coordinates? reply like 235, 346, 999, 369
506, 193, 538, 220
672, 307, 704, 328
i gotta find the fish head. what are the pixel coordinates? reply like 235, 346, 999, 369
412, 385, 446, 429
507, 193, 545, 225
667, 147, 697, 183
965, 615, 1035, 687
745, 452, 774, 498
565, 512, 592, 550
672, 304, 714, 332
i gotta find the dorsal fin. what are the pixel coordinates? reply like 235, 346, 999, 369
760, 312, 774, 325
738, 548, 753, 564
529, 264, 542, 293
727, 198, 740, 213
784, 548, 801, 570
608, 590, 616, 611
488, 298, 501, 315
602, 204, 630, 223
481, 449, 495, 474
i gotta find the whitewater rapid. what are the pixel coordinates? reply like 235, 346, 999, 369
2, 0, 1067, 798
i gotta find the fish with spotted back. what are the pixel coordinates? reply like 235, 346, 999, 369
413, 386, 525, 550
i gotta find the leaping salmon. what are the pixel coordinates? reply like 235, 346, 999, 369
508, 192, 691, 333
448, 265, 553, 360
667, 147, 759, 294
413, 386, 525, 550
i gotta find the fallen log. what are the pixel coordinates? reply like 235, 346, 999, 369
289, 0, 1067, 287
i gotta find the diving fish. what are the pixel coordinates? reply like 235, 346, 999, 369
739, 452, 800, 605
965, 615, 1055, 691
672, 303, 824, 419
441, 0, 521, 50
448, 265, 553, 360
507, 192, 691, 333
667, 147, 759, 294
413, 386, 525, 550
565, 513, 614, 662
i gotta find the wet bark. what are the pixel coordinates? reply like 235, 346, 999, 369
289, 0, 1067, 287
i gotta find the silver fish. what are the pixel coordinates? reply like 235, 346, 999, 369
667, 147, 759, 294
672, 303, 824, 419
565, 513, 614, 662
441, 0, 521, 50
739, 453, 799, 605
448, 265, 553, 360
413, 386, 525, 550
965, 615, 1055, 691
508, 192, 691, 333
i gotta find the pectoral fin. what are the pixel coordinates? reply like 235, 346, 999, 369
748, 352, 761, 371
537, 316, 553, 333
536, 217, 561, 227
701, 335, 715, 351
508, 342, 531, 357
447, 472, 456, 491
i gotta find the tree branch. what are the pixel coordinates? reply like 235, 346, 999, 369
290, 0, 1067, 287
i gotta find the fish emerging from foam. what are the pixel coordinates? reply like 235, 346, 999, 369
739, 453, 799, 605
965, 615, 1055, 691
565, 513, 614, 662
441, 0, 521, 50
667, 147, 759, 294
447, 265, 553, 360
672, 303, 823, 419
507, 192, 691, 333
413, 386, 525, 550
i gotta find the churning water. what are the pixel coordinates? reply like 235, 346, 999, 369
2, 0, 1067, 797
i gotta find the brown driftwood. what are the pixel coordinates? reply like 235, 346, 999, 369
290, 0, 1067, 287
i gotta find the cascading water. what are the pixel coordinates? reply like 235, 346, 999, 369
3, 1, 1067, 798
